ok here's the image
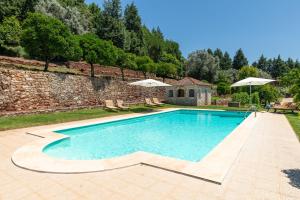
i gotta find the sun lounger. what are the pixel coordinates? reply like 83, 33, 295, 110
104, 100, 118, 110
145, 98, 156, 106
273, 102, 299, 113
152, 98, 164, 106
116, 100, 129, 110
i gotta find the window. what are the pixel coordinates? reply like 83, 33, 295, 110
168, 90, 174, 97
189, 89, 195, 97
177, 89, 185, 97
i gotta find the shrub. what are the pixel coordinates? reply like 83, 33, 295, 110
251, 92, 260, 105
217, 82, 231, 95
259, 84, 280, 105
232, 92, 250, 105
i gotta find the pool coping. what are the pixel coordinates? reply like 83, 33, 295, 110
11, 108, 257, 184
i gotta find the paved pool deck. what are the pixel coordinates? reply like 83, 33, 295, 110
0, 112, 300, 199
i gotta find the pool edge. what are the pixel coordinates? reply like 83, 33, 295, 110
11, 108, 256, 184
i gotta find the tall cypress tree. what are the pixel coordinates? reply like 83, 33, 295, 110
256, 54, 268, 72
220, 51, 232, 70
213, 48, 223, 60
97, 0, 125, 49
124, 2, 145, 55
269, 55, 289, 78
207, 48, 213, 55
233, 48, 248, 70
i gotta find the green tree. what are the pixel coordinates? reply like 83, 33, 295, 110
259, 84, 280, 105
206, 48, 213, 55
286, 58, 295, 69
220, 51, 232, 70
213, 48, 223, 60
21, 13, 72, 71
135, 55, 153, 78
233, 48, 248, 70
35, 0, 90, 34
217, 69, 239, 83
0, 16, 21, 46
88, 3, 102, 33
78, 34, 118, 77
217, 82, 231, 95
123, 2, 145, 55
256, 54, 268, 72
186, 50, 220, 83
103, 0, 122, 19
251, 92, 260, 105
269, 55, 289, 78
238, 66, 259, 80
19, 0, 39, 20
282, 69, 300, 102
143, 27, 164, 62
232, 92, 250, 105
0, 1, 23, 21
116, 50, 137, 80
156, 62, 177, 82
164, 40, 182, 60
97, 0, 125, 49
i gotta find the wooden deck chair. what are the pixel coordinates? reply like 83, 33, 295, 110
145, 98, 156, 106
104, 100, 118, 110
152, 98, 164, 106
116, 100, 129, 110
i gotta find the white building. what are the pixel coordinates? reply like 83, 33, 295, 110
166, 77, 212, 106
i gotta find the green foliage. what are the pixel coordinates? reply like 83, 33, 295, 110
135, 55, 153, 78
35, 0, 90, 34
164, 40, 182, 60
0, 0, 38, 21
103, 0, 122, 19
97, 0, 125, 48
21, 13, 72, 71
143, 27, 164, 62
220, 52, 232, 70
123, 2, 144, 55
87, 3, 102, 33
156, 62, 177, 81
217, 82, 231, 95
217, 69, 239, 83
255, 54, 268, 72
186, 50, 220, 83
238, 66, 259, 80
232, 92, 250, 105
251, 92, 260, 105
282, 69, 300, 102
259, 84, 280, 105
116, 50, 137, 80
78, 33, 118, 76
233, 49, 248, 70
0, 16, 21, 46
269, 55, 289, 78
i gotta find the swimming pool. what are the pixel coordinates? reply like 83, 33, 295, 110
43, 110, 249, 162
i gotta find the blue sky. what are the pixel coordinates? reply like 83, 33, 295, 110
86, 0, 300, 63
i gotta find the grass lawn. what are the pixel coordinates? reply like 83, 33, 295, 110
285, 113, 300, 140
0, 104, 251, 131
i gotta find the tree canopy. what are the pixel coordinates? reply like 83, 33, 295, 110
21, 13, 74, 71
186, 50, 220, 83
233, 49, 248, 70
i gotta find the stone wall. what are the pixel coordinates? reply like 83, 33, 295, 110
0, 67, 165, 115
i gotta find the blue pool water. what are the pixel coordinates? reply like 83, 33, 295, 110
44, 110, 249, 162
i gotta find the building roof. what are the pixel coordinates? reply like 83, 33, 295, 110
175, 77, 212, 86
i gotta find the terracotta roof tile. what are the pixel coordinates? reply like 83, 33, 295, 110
175, 77, 211, 86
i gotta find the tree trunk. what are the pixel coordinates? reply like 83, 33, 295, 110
44, 58, 49, 72
121, 67, 125, 81
163, 77, 165, 82
143, 72, 147, 79
90, 63, 95, 77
